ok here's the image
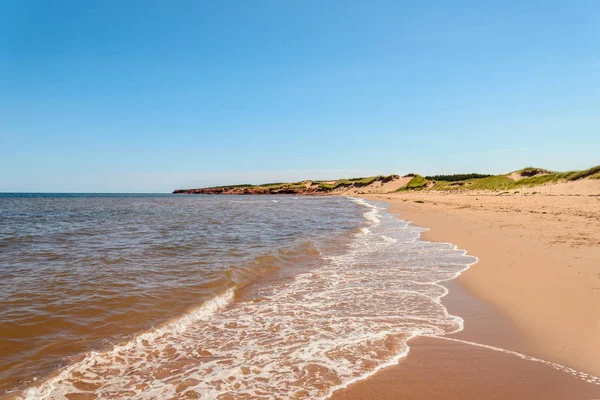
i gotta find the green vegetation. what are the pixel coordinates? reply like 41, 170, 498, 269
317, 183, 337, 190
261, 182, 306, 189
261, 182, 287, 187
404, 175, 429, 190
352, 176, 379, 184
563, 165, 600, 181
399, 165, 600, 192
317, 175, 399, 191
212, 184, 255, 189
206, 181, 308, 192
200, 175, 402, 192
507, 165, 600, 188
431, 172, 560, 191
318, 180, 352, 191
517, 167, 551, 177
183, 166, 599, 194
425, 173, 493, 181
462, 175, 515, 190
512, 174, 561, 187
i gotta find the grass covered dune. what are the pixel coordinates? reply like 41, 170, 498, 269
404, 165, 600, 192
173, 165, 600, 195
173, 175, 401, 194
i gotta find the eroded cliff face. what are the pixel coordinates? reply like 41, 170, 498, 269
172, 186, 321, 195
172, 175, 405, 195
173, 166, 600, 196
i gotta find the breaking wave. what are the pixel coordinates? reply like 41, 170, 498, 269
20, 198, 482, 399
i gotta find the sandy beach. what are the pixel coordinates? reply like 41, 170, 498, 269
5, 0, 600, 397
331, 181, 600, 399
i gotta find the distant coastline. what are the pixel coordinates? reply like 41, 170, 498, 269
172, 165, 600, 195
172, 175, 400, 195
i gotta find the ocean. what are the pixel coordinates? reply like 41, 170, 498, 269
0, 194, 476, 399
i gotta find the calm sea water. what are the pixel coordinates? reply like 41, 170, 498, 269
0, 194, 476, 399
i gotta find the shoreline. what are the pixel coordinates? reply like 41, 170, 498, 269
364, 192, 600, 376
331, 280, 600, 400
5, 192, 599, 399
330, 193, 600, 399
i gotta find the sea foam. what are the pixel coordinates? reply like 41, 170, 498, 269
18, 198, 478, 399
23, 198, 597, 400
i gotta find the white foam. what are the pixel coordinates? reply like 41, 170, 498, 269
22, 288, 235, 400
427, 336, 600, 386
350, 197, 381, 226
380, 235, 398, 243
19, 198, 597, 399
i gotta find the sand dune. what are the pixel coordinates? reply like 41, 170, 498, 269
326, 180, 600, 399
334, 176, 412, 195
363, 179, 600, 376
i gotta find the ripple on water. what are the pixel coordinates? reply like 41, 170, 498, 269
20, 198, 478, 399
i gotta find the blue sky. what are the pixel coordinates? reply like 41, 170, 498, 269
1, 1, 599, 192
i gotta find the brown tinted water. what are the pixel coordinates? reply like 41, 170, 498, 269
0, 194, 362, 396
1, 194, 597, 399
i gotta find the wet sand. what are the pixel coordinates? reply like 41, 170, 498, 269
331, 263, 600, 400
330, 336, 600, 400
331, 189, 600, 399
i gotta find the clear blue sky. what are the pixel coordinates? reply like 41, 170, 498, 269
1, 1, 599, 192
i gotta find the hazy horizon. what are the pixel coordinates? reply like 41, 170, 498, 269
2, 1, 599, 192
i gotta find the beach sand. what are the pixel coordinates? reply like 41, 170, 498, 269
331, 186, 600, 399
